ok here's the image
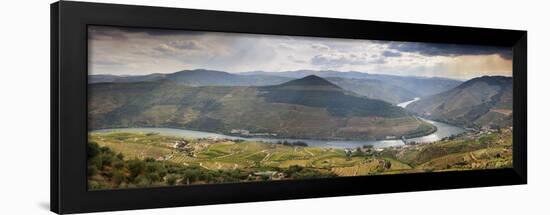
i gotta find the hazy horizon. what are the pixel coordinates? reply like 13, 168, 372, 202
91, 68, 515, 82
89, 26, 513, 80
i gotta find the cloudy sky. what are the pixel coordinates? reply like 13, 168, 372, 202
89, 26, 512, 80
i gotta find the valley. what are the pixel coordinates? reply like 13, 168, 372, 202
89, 75, 438, 140
86, 26, 516, 191
87, 69, 514, 190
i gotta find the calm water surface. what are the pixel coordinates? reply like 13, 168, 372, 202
93, 98, 465, 149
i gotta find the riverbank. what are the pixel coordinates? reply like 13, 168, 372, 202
91, 97, 465, 149
93, 117, 464, 149
88, 127, 512, 190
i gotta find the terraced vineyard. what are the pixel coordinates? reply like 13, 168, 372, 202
88, 128, 512, 189
90, 132, 362, 171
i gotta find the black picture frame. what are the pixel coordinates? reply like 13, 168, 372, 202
51, 1, 527, 214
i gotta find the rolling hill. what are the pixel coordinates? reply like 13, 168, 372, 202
89, 76, 435, 140
90, 69, 462, 104
259, 75, 408, 118
243, 70, 462, 97
89, 69, 292, 86
325, 77, 417, 104
406, 76, 513, 128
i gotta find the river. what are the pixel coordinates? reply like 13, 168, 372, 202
397, 97, 420, 108
93, 98, 465, 149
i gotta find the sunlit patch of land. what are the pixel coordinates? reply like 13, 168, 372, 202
87, 127, 512, 190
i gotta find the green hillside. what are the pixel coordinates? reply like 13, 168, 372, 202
325, 77, 417, 104
89, 76, 433, 140
406, 76, 513, 128
259, 75, 408, 118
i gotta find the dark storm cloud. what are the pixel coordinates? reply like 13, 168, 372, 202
386, 42, 512, 60
89, 26, 512, 79
167, 40, 203, 50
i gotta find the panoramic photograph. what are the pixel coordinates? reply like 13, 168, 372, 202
87, 26, 513, 190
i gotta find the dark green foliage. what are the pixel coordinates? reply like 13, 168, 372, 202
127, 159, 145, 179
135, 175, 152, 187
283, 165, 336, 179
404, 122, 437, 138
88, 143, 336, 189
185, 117, 225, 131
87, 141, 100, 158
112, 170, 126, 185
112, 160, 125, 170
193, 99, 223, 113
116, 152, 124, 160
88, 156, 103, 170
384, 160, 392, 169
275, 140, 309, 147
166, 174, 178, 186
261, 88, 407, 118
87, 166, 98, 176
102, 153, 114, 166
479, 134, 497, 145
353, 147, 365, 157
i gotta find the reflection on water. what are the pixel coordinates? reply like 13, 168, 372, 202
94, 118, 465, 149
94, 99, 465, 149
397, 97, 420, 108
407, 118, 464, 143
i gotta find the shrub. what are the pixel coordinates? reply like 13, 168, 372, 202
127, 160, 145, 179
112, 170, 126, 185
113, 160, 125, 170
135, 175, 151, 187
166, 174, 178, 186
116, 153, 124, 160
88, 165, 98, 176
88, 156, 103, 170
88, 180, 106, 190
87, 141, 100, 158
102, 154, 114, 166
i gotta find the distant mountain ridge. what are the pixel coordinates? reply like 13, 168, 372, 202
406, 76, 513, 128
242, 70, 463, 97
90, 69, 292, 86
90, 69, 463, 104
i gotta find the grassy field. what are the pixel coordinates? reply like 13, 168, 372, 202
88, 128, 513, 189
